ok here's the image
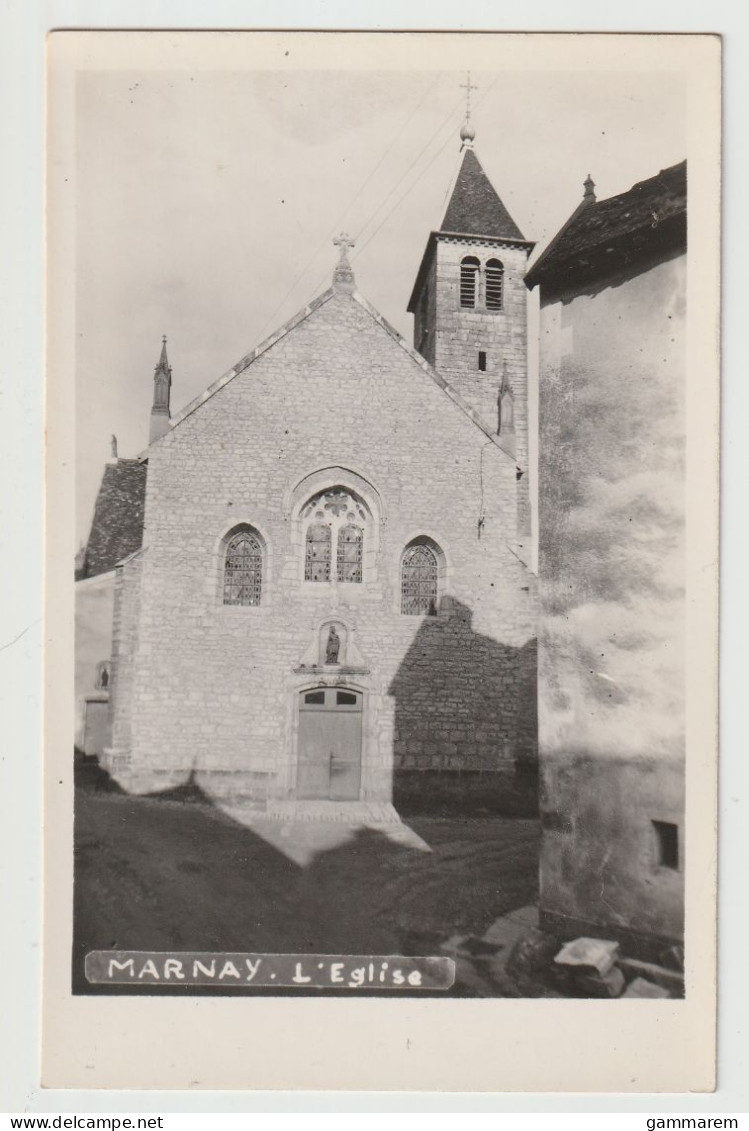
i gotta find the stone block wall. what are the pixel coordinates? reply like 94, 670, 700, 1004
432, 239, 530, 468
107, 287, 537, 809
74, 571, 114, 749
412, 236, 531, 543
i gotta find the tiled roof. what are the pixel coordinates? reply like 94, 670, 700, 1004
525, 160, 686, 294
77, 459, 147, 579
441, 149, 526, 241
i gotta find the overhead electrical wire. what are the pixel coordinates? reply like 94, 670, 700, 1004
253, 73, 445, 342
353, 74, 500, 262
256, 72, 500, 339
302, 91, 467, 300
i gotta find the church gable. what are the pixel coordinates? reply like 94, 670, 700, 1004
159, 284, 516, 466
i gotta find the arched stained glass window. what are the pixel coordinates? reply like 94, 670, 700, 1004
305, 523, 332, 582
401, 544, 439, 616
223, 530, 263, 606
337, 524, 363, 584
460, 256, 480, 308
485, 258, 504, 310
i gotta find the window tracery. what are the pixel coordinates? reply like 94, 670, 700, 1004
305, 523, 332, 582
302, 487, 369, 584
401, 542, 440, 616
223, 528, 263, 605
337, 524, 363, 584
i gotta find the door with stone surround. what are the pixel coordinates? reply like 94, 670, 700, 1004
296, 687, 362, 800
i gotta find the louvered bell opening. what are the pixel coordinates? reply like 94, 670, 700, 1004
485, 259, 504, 310
460, 257, 480, 308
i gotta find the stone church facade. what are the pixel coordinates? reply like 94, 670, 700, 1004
99, 138, 538, 816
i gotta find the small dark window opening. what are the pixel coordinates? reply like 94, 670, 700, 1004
478, 351, 487, 372
653, 820, 679, 869
336, 691, 357, 706
304, 690, 326, 705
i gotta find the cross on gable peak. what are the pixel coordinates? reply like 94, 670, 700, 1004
333, 231, 355, 256
332, 232, 356, 291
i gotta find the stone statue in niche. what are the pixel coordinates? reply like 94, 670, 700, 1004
325, 626, 341, 665
497, 367, 515, 435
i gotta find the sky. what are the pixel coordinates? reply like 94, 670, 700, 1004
70, 36, 687, 544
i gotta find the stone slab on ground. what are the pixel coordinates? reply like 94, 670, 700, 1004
554, 936, 620, 976
618, 957, 684, 996
622, 976, 671, 999
481, 916, 528, 949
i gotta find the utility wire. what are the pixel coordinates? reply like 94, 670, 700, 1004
353, 114, 463, 260
301, 91, 466, 300
304, 74, 504, 295
351, 94, 465, 251
353, 74, 501, 263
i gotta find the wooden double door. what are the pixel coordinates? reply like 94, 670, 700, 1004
296, 687, 363, 800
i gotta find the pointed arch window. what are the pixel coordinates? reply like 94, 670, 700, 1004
305, 523, 332, 583
485, 258, 504, 310
337, 524, 363, 584
460, 256, 480, 308
401, 542, 440, 616
223, 529, 263, 606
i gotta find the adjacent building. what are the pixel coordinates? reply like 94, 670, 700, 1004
525, 161, 687, 957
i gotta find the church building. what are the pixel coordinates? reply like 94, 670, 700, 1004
95, 121, 538, 819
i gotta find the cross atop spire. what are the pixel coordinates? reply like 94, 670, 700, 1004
332, 232, 356, 291
459, 72, 478, 149
460, 72, 478, 120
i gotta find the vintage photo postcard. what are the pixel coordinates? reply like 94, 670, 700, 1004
43, 30, 720, 1091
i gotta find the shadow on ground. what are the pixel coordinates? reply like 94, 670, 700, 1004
73, 760, 540, 997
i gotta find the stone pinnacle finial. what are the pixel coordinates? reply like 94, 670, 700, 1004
459, 72, 478, 149
150, 334, 172, 443
333, 231, 356, 291
110, 434, 118, 459
583, 173, 596, 204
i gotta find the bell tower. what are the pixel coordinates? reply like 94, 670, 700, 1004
407, 84, 534, 541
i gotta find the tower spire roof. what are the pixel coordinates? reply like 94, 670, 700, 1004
440, 148, 526, 241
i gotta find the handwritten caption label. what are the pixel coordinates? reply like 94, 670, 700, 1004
85, 951, 456, 990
